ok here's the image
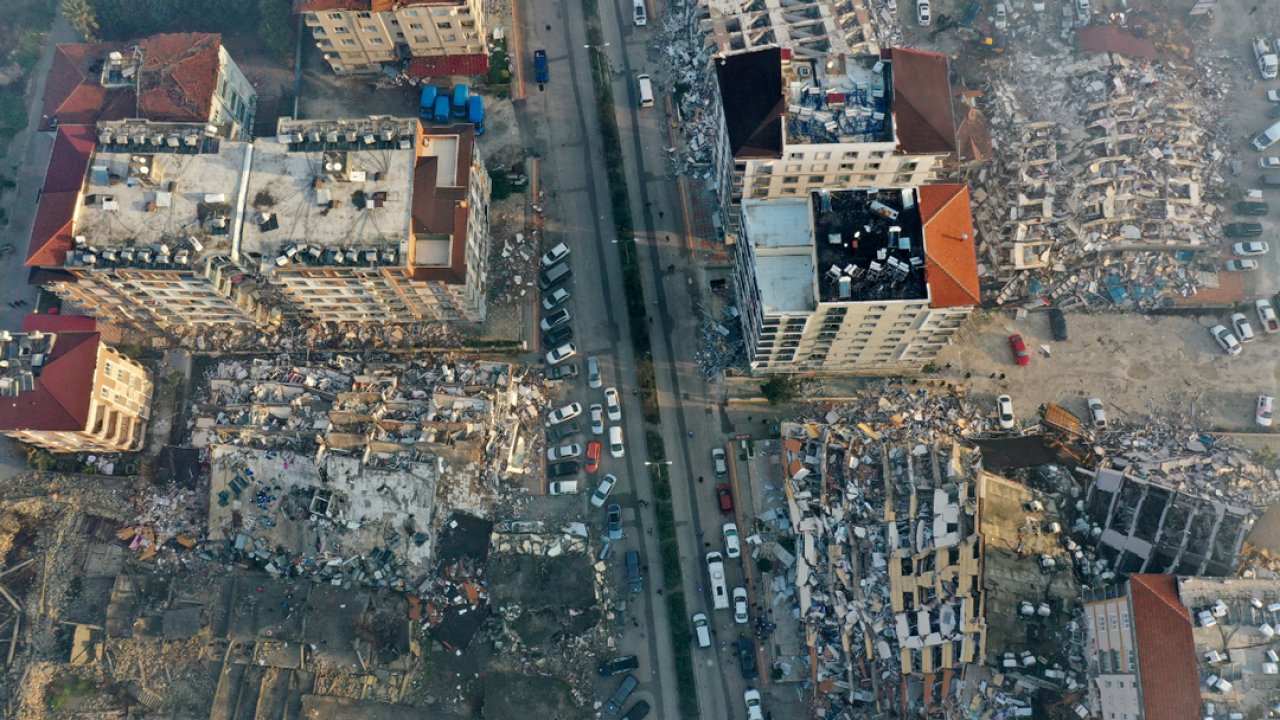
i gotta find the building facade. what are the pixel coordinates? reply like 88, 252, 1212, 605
26, 117, 490, 332
0, 316, 153, 453
733, 184, 978, 374
300, 0, 487, 76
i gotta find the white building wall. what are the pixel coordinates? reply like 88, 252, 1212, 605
213, 47, 258, 139
1084, 597, 1143, 720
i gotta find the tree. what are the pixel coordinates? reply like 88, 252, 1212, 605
760, 376, 799, 405
62, 0, 100, 42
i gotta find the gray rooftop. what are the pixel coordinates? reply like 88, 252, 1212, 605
742, 198, 815, 314
784, 54, 893, 146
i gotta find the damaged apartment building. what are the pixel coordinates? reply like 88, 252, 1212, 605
25, 115, 491, 333
299, 0, 488, 78
783, 419, 986, 717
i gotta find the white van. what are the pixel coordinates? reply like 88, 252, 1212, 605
1254, 121, 1280, 151
706, 551, 729, 609
637, 74, 654, 108
633, 0, 647, 26
691, 612, 712, 648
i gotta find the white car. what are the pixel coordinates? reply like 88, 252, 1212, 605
541, 287, 571, 310
744, 689, 764, 720
1087, 398, 1107, 429
916, 0, 930, 26
1233, 241, 1270, 256
541, 242, 570, 267
590, 474, 617, 507
997, 395, 1015, 430
1224, 259, 1259, 272
604, 387, 622, 421
711, 448, 727, 477
1269, 90, 1280, 102
1232, 312, 1256, 343
547, 443, 582, 461
590, 404, 605, 434
1076, 0, 1090, 18
539, 307, 571, 332
1259, 395, 1275, 427
993, 2, 1007, 30
733, 587, 749, 624
723, 522, 741, 559
1258, 299, 1280, 333
587, 356, 602, 388
548, 402, 583, 425
545, 342, 577, 365
633, 1, 647, 25
548, 480, 579, 495
608, 425, 625, 458
1210, 324, 1242, 356
1261, 156, 1280, 169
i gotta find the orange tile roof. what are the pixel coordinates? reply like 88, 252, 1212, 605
27, 125, 96, 268
1129, 575, 1200, 720
135, 33, 222, 123
0, 329, 100, 433
919, 184, 980, 308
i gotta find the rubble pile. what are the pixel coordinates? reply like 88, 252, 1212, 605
163, 319, 460, 354
487, 230, 542, 307
973, 31, 1240, 309
694, 294, 746, 379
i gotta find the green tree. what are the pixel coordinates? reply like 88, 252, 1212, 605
257, 0, 295, 63
760, 376, 799, 405
63, 0, 100, 41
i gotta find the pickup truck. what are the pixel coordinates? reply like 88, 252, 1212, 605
533, 49, 549, 84
1256, 37, 1278, 80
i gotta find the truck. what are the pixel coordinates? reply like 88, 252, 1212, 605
418, 85, 438, 119
533, 49, 549, 84
431, 95, 450, 123
467, 95, 485, 135
451, 84, 469, 118
1256, 37, 1278, 80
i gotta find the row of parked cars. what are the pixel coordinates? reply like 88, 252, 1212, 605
1209, 299, 1280, 356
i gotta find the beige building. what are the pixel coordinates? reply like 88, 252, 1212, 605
26, 117, 490, 332
299, 0, 487, 76
734, 184, 978, 374
0, 316, 153, 453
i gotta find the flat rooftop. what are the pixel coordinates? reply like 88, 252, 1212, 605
784, 53, 893, 146
744, 188, 928, 313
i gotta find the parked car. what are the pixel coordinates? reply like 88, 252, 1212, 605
546, 342, 577, 365
548, 421, 580, 443
603, 675, 638, 717
1261, 156, 1280, 169
723, 522, 741, 559
1258, 299, 1280, 333
608, 425, 625, 458
598, 655, 639, 677
1049, 308, 1068, 341
533, 49, 549, 84
993, 2, 1007, 29
738, 637, 758, 680
692, 612, 712, 648
716, 483, 734, 514
1269, 90, 1280, 102
548, 461, 579, 478
542, 325, 573, 347
547, 443, 582, 461
548, 480, 579, 495
620, 701, 650, 720
540, 307, 571, 332
547, 363, 579, 381
916, 0, 930, 25
591, 404, 605, 434
1233, 312, 1256, 343
605, 387, 622, 421
587, 356, 602, 388
1087, 398, 1107, 429
744, 690, 764, 720
606, 503, 623, 540
711, 448, 728, 476
590, 474, 617, 507
1236, 200, 1270, 215
1210, 324, 1243, 356
541, 242, 570, 267
1269, 104, 1280, 119
733, 587, 749, 624
586, 441, 602, 473
1233, 241, 1270, 256
1008, 334, 1030, 366
1259, 395, 1275, 427
1224, 258, 1260, 272
542, 287, 571, 310
997, 395, 1015, 430
1224, 222, 1265, 237
548, 403, 583, 425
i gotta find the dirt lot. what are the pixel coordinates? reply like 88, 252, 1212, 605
934, 309, 1280, 431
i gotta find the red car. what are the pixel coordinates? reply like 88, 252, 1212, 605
1008, 334, 1030, 366
716, 483, 734, 514
586, 441, 602, 473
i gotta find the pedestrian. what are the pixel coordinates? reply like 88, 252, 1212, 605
632, 388, 638, 396
696, 530, 704, 538
999, 372, 1006, 380
990, 372, 997, 379
646, 527, 653, 535
657, 588, 663, 595
659, 211, 664, 218
688, 430, 693, 438
965, 372, 972, 379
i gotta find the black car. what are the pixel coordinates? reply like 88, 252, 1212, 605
548, 461, 579, 478
1048, 308, 1068, 342
547, 363, 579, 381
542, 325, 574, 347
738, 637, 758, 680
548, 421, 581, 443
620, 701, 651, 720
597, 655, 639, 677
1224, 222, 1265, 238
1236, 200, 1270, 216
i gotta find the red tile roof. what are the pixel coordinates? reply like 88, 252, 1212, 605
27, 125, 96, 268
0, 329, 100, 433
889, 48, 957, 155
22, 314, 97, 333
42, 43, 125, 125
1129, 575, 1200, 720
919, 184, 980, 308
1077, 25, 1159, 59
408, 53, 490, 79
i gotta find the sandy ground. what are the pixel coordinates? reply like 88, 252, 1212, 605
934, 309, 1280, 431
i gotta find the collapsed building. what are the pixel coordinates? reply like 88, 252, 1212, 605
26, 116, 491, 333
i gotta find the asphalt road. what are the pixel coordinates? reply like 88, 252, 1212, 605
514, 0, 765, 717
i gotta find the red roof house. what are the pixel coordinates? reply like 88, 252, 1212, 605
919, 184, 980, 308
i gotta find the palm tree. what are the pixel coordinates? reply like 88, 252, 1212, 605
62, 0, 100, 43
